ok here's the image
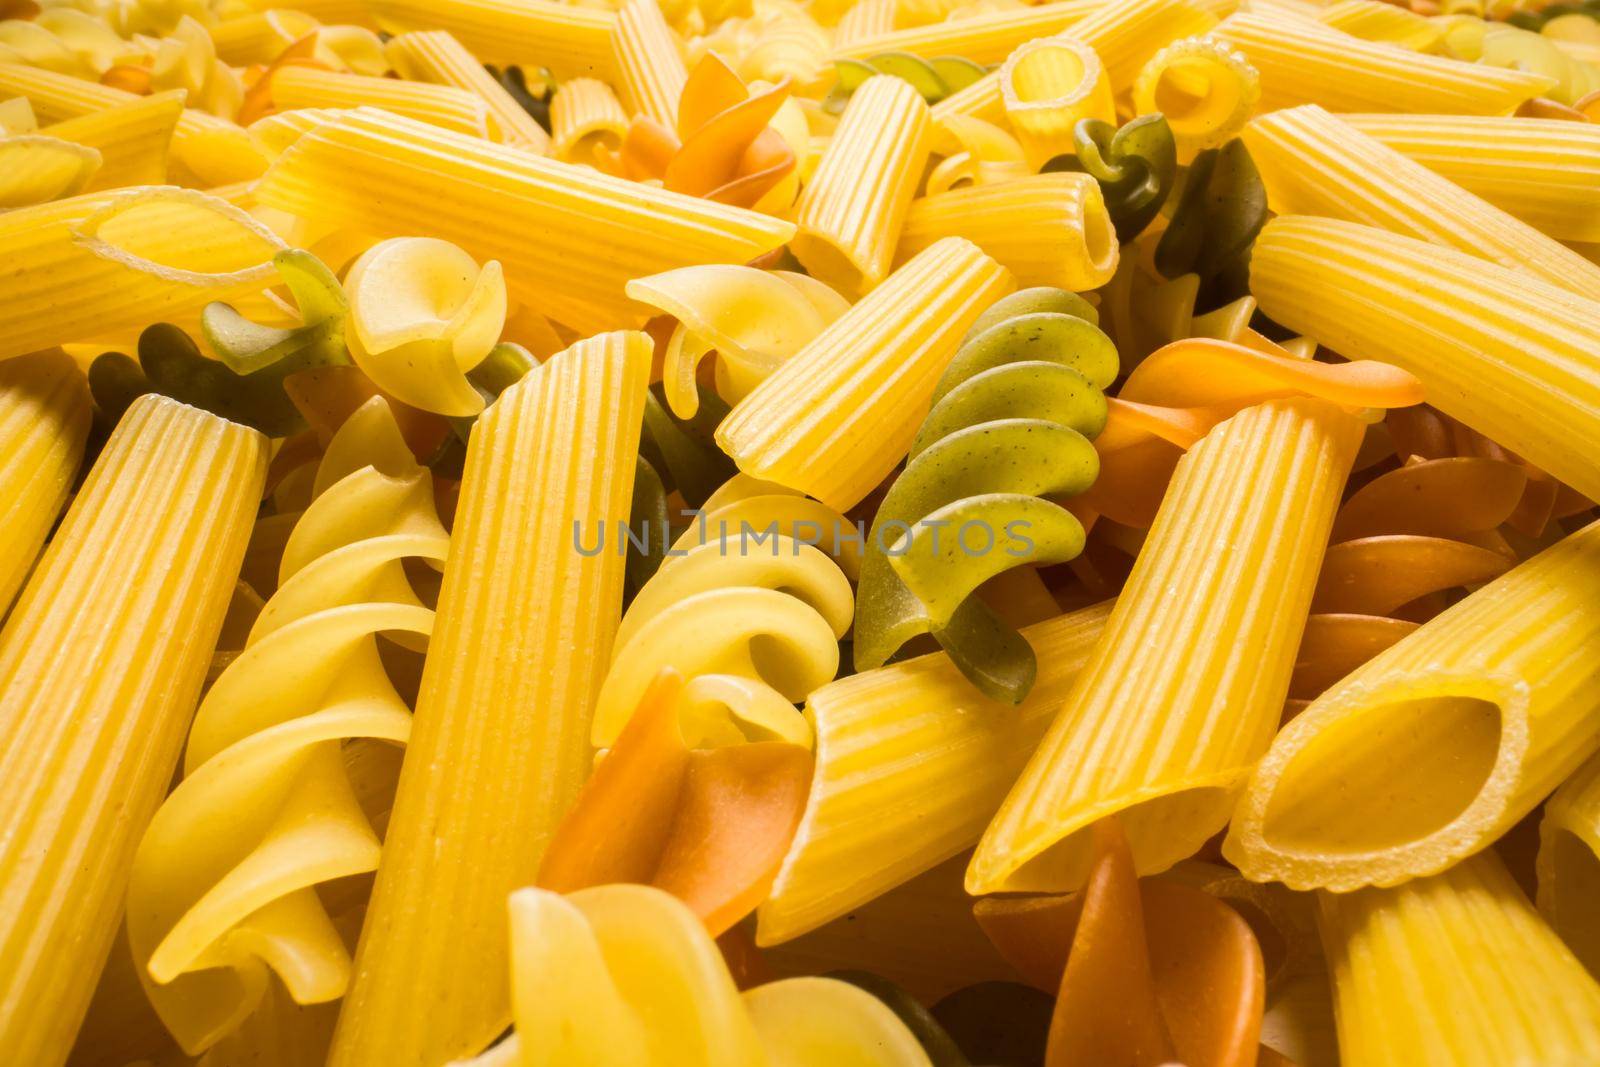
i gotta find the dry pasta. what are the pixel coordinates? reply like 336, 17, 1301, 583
384, 30, 553, 152
368, 0, 619, 79
550, 77, 631, 168
613, 0, 689, 129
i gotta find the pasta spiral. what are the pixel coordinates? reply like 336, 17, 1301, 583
591, 473, 859, 749
125, 396, 449, 1055
853, 287, 1111, 703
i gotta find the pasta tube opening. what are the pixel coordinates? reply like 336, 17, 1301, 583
999, 37, 1115, 167
70, 187, 283, 288
1132, 37, 1259, 156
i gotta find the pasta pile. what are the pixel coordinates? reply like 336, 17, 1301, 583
4, 0, 1600, 1063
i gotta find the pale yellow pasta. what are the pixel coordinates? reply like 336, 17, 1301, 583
1226, 520, 1600, 891
206, 9, 322, 66
1132, 36, 1259, 157
1539, 750, 1600, 978
759, 602, 1111, 944
831, 0, 897, 50
0, 395, 265, 1067
550, 77, 629, 168
0, 95, 35, 133
969, 399, 1363, 895
735, 0, 831, 92
999, 37, 1114, 168
833, 0, 1099, 64
0, 186, 283, 362
368, 0, 618, 78
717, 236, 1012, 512
39, 89, 184, 189
895, 172, 1118, 291
1210, 11, 1554, 114
924, 114, 1028, 195
0, 134, 100, 207
254, 108, 793, 333
1244, 105, 1600, 301
792, 75, 930, 295
1342, 113, 1600, 243
612, 0, 688, 129
385, 30, 553, 151
325, 332, 649, 1067
1249, 215, 1600, 505
266, 0, 379, 29
268, 67, 495, 139
932, 0, 1220, 125
1318, 0, 1443, 50
1318, 851, 1600, 1066
247, 106, 350, 154
0, 351, 90, 618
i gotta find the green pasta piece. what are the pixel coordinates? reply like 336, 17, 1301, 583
442, 341, 542, 447
486, 64, 553, 132
853, 287, 1110, 703
1043, 114, 1177, 241
829, 971, 972, 1067
639, 384, 736, 509
625, 453, 670, 595
867, 51, 949, 100
930, 55, 988, 93
827, 51, 981, 113
1154, 137, 1267, 311
200, 249, 346, 374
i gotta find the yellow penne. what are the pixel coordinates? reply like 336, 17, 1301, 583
832, 0, 897, 50
368, 0, 618, 79
1132, 36, 1259, 157
895, 172, 1118, 291
1317, 851, 1600, 1066
758, 602, 1111, 944
969, 399, 1363, 895
834, 0, 1100, 64
792, 75, 930, 295
268, 67, 495, 139
717, 237, 1012, 513
266, 0, 379, 29
613, 0, 688, 129
207, 9, 322, 66
0, 187, 283, 362
385, 31, 552, 152
1539, 750, 1600, 977
550, 77, 629, 168
1249, 215, 1600, 505
1244, 105, 1600, 301
0, 395, 266, 1067
1318, 0, 1443, 49
0, 351, 90, 617
0, 134, 99, 207
1341, 112, 1600, 243
254, 108, 794, 334
325, 331, 649, 1067
1226, 520, 1600, 891
1210, 11, 1554, 114
999, 37, 1114, 168
38, 89, 184, 190
0, 63, 272, 185
932, 0, 1219, 125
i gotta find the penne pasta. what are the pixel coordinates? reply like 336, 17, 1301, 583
999, 37, 1115, 168
325, 332, 649, 1067
0, 134, 99, 207
1210, 11, 1555, 114
1341, 112, 1600, 243
1133, 36, 1260, 157
1317, 0, 1443, 50
612, 0, 688, 129
716, 237, 1013, 512
1243, 105, 1600, 301
0, 351, 90, 617
253, 108, 794, 333
1249, 215, 1600, 505
791, 75, 930, 295
1317, 851, 1600, 1066
1539, 750, 1600, 978
550, 77, 630, 168
832, 0, 897, 50
1226, 520, 1600, 891
759, 603, 1113, 944
969, 399, 1364, 895
0, 395, 266, 1067
385, 30, 553, 152
267, 67, 496, 140
0, 187, 283, 362
834, 0, 1100, 64
37, 89, 183, 190
896, 172, 1119, 291
368, 0, 618, 79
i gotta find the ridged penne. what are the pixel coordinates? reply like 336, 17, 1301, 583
1133, 36, 1260, 156
833, 0, 1100, 64
999, 37, 1114, 168
969, 399, 1363, 895
0, 395, 266, 1067
895, 172, 1119, 291
550, 77, 629, 168
1539, 750, 1600, 977
932, 0, 1219, 125
325, 332, 649, 1067
613, 0, 688, 129
792, 75, 930, 295
385, 31, 552, 152
268, 67, 495, 139
1317, 851, 1600, 1066
36, 89, 182, 190
1244, 106, 1600, 301
0, 351, 90, 617
368, 0, 618, 79
832, 0, 897, 50
0, 134, 99, 207
0, 187, 283, 362
1317, 0, 1442, 49
255, 108, 793, 333
1226, 520, 1600, 891
759, 602, 1112, 944
1210, 12, 1555, 114
1249, 215, 1600, 505
1341, 113, 1600, 243
717, 237, 1013, 512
